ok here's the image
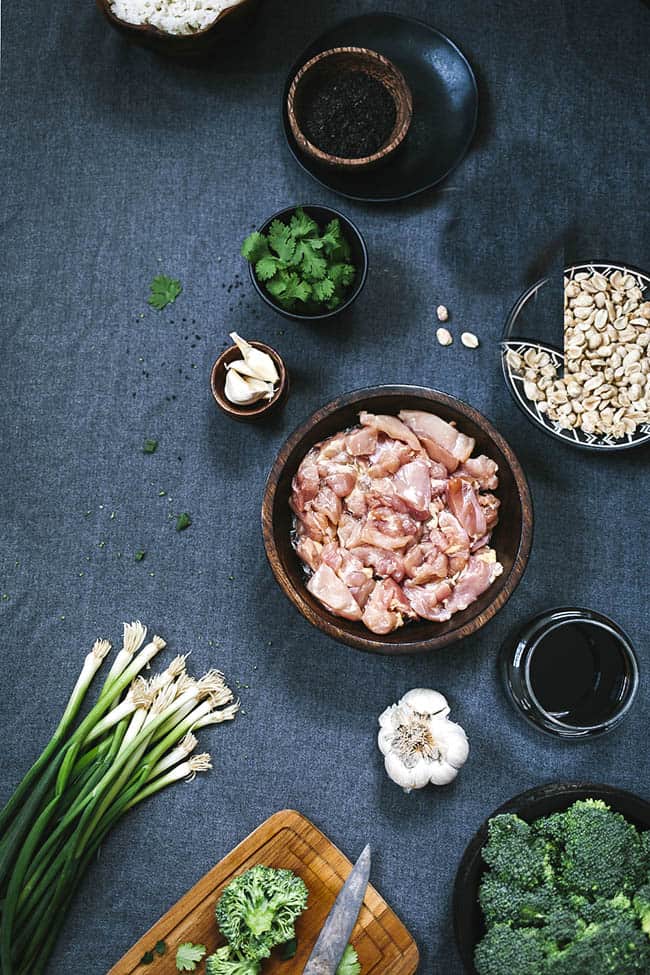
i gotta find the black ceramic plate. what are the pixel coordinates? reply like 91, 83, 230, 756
453, 781, 650, 974
282, 14, 478, 203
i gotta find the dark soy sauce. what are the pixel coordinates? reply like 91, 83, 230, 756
528, 620, 631, 726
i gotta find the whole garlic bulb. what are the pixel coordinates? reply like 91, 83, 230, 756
378, 688, 469, 793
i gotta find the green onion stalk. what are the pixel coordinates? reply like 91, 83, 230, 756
0, 621, 239, 975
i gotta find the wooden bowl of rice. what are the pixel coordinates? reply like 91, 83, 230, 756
96, 0, 261, 58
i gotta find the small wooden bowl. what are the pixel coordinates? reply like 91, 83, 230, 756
262, 386, 533, 655
210, 342, 288, 422
96, 0, 260, 58
287, 47, 413, 171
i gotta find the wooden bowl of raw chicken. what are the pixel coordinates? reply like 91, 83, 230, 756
261, 386, 533, 655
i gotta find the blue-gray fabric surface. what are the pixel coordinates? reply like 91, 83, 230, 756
1, 1, 649, 972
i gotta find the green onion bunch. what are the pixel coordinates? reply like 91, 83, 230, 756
0, 621, 239, 975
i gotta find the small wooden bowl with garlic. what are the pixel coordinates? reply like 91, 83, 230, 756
211, 334, 288, 422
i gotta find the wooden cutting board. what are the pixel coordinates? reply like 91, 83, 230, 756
109, 809, 419, 975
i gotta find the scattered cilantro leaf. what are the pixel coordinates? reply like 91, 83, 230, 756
336, 944, 361, 975
241, 208, 356, 313
148, 275, 182, 311
175, 942, 206, 972
278, 938, 298, 960
143, 439, 158, 453
140, 950, 155, 965
175, 513, 191, 532
155, 941, 167, 956
135, 550, 146, 561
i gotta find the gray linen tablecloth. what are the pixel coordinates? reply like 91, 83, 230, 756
1, 0, 649, 971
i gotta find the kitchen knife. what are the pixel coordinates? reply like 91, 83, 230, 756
302, 844, 371, 975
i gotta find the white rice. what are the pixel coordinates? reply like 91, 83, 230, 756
110, 0, 240, 35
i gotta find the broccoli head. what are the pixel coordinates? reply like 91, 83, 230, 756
478, 872, 555, 927
215, 865, 308, 961
205, 947, 261, 975
481, 814, 554, 890
633, 883, 650, 936
554, 800, 645, 900
545, 915, 650, 975
474, 923, 549, 975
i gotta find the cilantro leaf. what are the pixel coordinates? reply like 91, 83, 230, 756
329, 263, 356, 287
336, 944, 361, 975
299, 246, 327, 281
255, 254, 280, 281
148, 275, 182, 311
282, 273, 311, 304
155, 941, 167, 956
135, 550, 146, 562
143, 438, 158, 454
267, 220, 296, 262
140, 950, 155, 965
312, 278, 335, 302
175, 513, 191, 532
241, 231, 269, 263
175, 942, 206, 972
289, 207, 318, 239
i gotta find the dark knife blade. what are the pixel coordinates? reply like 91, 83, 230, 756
302, 845, 371, 975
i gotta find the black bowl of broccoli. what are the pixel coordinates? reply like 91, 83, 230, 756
453, 782, 650, 975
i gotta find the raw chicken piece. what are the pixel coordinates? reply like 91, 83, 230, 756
350, 545, 406, 582
318, 435, 349, 462
367, 438, 415, 478
324, 468, 357, 498
457, 455, 499, 491
442, 556, 502, 615
447, 477, 487, 538
392, 460, 432, 518
321, 543, 372, 589
345, 485, 368, 518
294, 535, 323, 573
312, 486, 342, 526
403, 579, 454, 621
438, 511, 470, 575
403, 542, 449, 585
362, 506, 421, 550
337, 511, 364, 549
291, 454, 320, 512
479, 493, 501, 530
360, 411, 422, 451
346, 426, 377, 456
362, 579, 415, 634
306, 564, 362, 621
399, 410, 475, 467
291, 505, 333, 543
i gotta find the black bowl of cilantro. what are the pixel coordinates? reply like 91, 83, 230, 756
242, 204, 368, 321
453, 781, 650, 975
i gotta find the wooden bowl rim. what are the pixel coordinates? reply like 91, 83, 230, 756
287, 46, 414, 168
261, 385, 534, 654
210, 341, 287, 420
248, 203, 369, 322
453, 780, 650, 974
97, 0, 251, 41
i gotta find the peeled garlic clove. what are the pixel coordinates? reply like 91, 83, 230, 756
225, 358, 261, 379
230, 332, 279, 384
224, 369, 269, 405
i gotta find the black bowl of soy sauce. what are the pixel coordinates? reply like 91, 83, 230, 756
500, 607, 639, 738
